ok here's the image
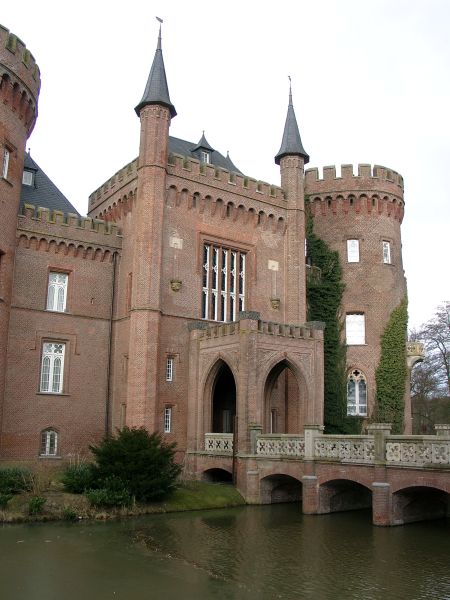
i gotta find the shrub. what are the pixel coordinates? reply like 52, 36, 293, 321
28, 496, 46, 515
90, 427, 181, 502
86, 487, 132, 508
61, 463, 94, 494
0, 467, 32, 494
0, 493, 13, 509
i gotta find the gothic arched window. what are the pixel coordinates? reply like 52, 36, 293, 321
40, 429, 58, 457
347, 369, 367, 416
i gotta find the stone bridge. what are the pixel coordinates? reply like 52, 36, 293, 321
186, 424, 450, 526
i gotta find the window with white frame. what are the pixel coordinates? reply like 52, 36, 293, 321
166, 357, 174, 382
200, 151, 210, 164
347, 369, 368, 416
47, 272, 68, 312
2, 147, 10, 179
202, 243, 246, 322
40, 342, 65, 393
347, 239, 360, 263
345, 313, 365, 345
382, 240, 391, 264
22, 169, 34, 186
40, 429, 58, 456
164, 406, 172, 433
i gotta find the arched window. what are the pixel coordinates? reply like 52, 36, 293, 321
40, 342, 65, 393
347, 369, 367, 416
40, 429, 58, 457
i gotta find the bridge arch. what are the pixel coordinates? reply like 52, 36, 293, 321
260, 356, 310, 433
318, 478, 372, 514
392, 485, 450, 525
202, 468, 233, 483
260, 474, 302, 504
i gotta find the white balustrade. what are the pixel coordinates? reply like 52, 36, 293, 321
204, 433, 233, 454
386, 437, 450, 466
256, 435, 305, 458
314, 436, 375, 463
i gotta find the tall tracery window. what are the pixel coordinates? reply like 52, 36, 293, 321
40, 342, 65, 393
47, 272, 68, 312
40, 429, 58, 456
202, 243, 246, 322
347, 369, 367, 416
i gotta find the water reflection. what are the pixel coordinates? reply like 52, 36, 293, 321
0, 505, 449, 600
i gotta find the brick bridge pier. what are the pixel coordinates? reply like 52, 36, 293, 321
186, 424, 450, 526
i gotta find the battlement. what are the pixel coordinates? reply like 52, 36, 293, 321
305, 164, 404, 196
0, 24, 41, 98
89, 158, 138, 211
17, 204, 123, 251
168, 153, 284, 204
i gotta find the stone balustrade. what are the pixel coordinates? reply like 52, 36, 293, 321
314, 435, 375, 463
256, 434, 305, 458
204, 433, 233, 453
386, 436, 450, 467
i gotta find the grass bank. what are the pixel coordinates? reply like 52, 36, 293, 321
0, 480, 246, 524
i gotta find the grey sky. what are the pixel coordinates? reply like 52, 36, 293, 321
2, 0, 449, 329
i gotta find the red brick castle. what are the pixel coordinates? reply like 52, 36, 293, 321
0, 23, 411, 477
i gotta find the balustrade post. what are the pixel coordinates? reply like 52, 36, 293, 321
302, 475, 319, 514
249, 423, 262, 454
367, 423, 391, 463
304, 424, 324, 460
435, 424, 450, 437
372, 482, 392, 526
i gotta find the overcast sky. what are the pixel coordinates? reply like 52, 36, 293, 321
3, 0, 449, 330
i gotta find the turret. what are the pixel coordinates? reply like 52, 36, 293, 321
0, 25, 41, 432
126, 22, 175, 430
275, 82, 308, 324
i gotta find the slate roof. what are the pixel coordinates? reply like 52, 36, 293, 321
20, 153, 79, 216
169, 135, 242, 174
275, 86, 309, 165
135, 26, 176, 118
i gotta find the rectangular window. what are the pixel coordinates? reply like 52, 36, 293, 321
40, 429, 58, 456
166, 357, 174, 382
40, 342, 65, 393
164, 407, 172, 433
47, 272, 68, 312
347, 239, 360, 263
270, 409, 277, 434
382, 241, 391, 264
346, 314, 365, 345
2, 147, 10, 179
200, 151, 210, 164
202, 243, 246, 322
22, 170, 33, 186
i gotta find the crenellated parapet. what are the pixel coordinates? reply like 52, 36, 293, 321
0, 24, 40, 135
88, 158, 138, 216
17, 204, 122, 261
306, 164, 405, 223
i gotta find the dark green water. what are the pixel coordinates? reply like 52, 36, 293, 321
0, 505, 449, 600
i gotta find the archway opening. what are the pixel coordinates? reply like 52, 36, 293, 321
319, 479, 372, 514
202, 468, 233, 483
264, 360, 304, 433
260, 474, 302, 504
393, 486, 450, 525
212, 362, 236, 433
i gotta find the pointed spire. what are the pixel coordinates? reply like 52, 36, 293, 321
191, 131, 214, 153
275, 78, 309, 165
135, 20, 176, 118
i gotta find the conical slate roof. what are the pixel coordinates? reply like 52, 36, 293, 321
191, 132, 215, 153
135, 25, 176, 118
275, 85, 309, 165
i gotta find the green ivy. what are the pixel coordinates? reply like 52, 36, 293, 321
306, 210, 362, 434
373, 297, 408, 433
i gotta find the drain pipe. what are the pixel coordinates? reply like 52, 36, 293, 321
105, 251, 118, 436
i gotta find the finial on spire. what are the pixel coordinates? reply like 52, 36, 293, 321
288, 75, 293, 106
274, 77, 309, 165
156, 17, 163, 49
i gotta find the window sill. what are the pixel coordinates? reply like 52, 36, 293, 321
37, 392, 70, 397
346, 343, 367, 347
39, 455, 62, 460
45, 309, 70, 314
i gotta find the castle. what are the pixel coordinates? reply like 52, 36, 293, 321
0, 24, 409, 479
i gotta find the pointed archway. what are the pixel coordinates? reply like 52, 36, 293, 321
211, 361, 236, 433
263, 359, 305, 433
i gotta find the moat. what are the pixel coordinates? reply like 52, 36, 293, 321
0, 504, 449, 600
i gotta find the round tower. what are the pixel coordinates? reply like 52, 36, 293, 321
0, 25, 40, 425
305, 164, 408, 428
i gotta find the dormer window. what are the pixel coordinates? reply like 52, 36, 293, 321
200, 151, 210, 164
22, 170, 34, 186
